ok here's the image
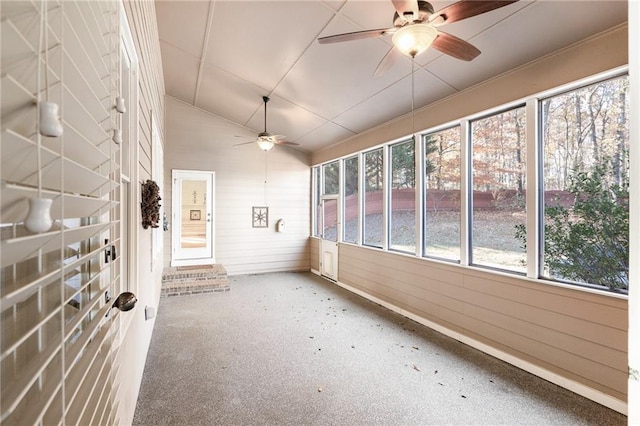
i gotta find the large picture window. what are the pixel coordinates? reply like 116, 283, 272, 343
471, 106, 526, 272
364, 148, 383, 248
389, 139, 415, 253
423, 127, 461, 261
539, 75, 629, 291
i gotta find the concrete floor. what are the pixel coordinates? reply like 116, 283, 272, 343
133, 272, 626, 425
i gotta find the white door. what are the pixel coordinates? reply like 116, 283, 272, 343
171, 170, 215, 266
320, 197, 339, 280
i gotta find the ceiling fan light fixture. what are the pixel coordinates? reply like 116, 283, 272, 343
392, 23, 438, 57
257, 133, 275, 151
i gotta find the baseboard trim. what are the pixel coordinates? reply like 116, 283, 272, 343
312, 271, 627, 415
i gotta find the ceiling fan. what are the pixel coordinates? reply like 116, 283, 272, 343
318, 0, 519, 76
235, 96, 300, 151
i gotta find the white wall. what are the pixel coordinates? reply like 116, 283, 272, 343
164, 98, 311, 275
117, 2, 166, 424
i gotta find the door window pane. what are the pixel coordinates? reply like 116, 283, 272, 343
540, 76, 629, 291
471, 106, 526, 272
181, 180, 207, 249
364, 148, 383, 247
323, 199, 338, 242
424, 127, 461, 261
389, 139, 415, 253
343, 156, 359, 244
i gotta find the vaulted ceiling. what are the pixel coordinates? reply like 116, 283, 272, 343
155, 0, 627, 153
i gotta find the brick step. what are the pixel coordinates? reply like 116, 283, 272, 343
161, 264, 229, 297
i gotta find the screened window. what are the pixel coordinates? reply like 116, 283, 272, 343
423, 127, 461, 261
471, 106, 526, 272
389, 139, 415, 253
323, 161, 339, 195
540, 75, 629, 291
363, 148, 383, 247
313, 167, 321, 237
343, 156, 359, 244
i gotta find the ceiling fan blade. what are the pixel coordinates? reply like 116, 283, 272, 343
374, 46, 401, 77
272, 135, 300, 147
429, 0, 519, 26
431, 31, 480, 61
318, 28, 393, 44
233, 140, 256, 147
392, 0, 420, 20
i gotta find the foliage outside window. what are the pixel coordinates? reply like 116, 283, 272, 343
364, 148, 383, 247
533, 76, 629, 291
424, 127, 461, 261
471, 106, 526, 272
389, 139, 416, 253
343, 156, 359, 244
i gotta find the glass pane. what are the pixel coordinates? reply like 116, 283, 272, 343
343, 156, 359, 244
424, 127, 461, 261
313, 167, 322, 237
389, 140, 415, 253
541, 76, 629, 291
471, 106, 526, 272
323, 161, 339, 195
181, 179, 207, 249
364, 148, 383, 247
322, 199, 338, 242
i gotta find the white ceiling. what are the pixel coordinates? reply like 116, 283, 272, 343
155, 0, 627, 153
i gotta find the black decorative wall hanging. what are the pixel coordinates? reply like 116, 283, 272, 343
141, 179, 161, 229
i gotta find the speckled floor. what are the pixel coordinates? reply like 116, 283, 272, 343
132, 271, 626, 426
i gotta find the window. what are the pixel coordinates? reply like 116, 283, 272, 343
323, 161, 339, 195
363, 148, 384, 248
312, 167, 321, 237
471, 106, 526, 272
539, 75, 629, 291
423, 127, 461, 261
389, 139, 415, 253
343, 156, 359, 244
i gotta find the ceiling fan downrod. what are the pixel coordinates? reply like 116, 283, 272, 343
263, 96, 270, 133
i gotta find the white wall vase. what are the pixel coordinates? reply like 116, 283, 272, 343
115, 97, 126, 113
39, 101, 63, 137
24, 197, 53, 233
112, 128, 122, 144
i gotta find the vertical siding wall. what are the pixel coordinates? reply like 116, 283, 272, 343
164, 98, 310, 275
309, 25, 629, 411
118, 2, 165, 425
